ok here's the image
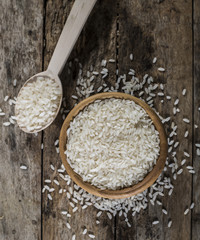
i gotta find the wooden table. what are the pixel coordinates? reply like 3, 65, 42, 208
0, 0, 199, 239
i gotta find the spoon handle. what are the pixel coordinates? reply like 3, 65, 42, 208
47, 0, 97, 76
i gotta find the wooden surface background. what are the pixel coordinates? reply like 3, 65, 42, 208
0, 0, 199, 239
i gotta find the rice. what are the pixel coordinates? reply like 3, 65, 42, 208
72, 95, 78, 100
72, 207, 78, 212
88, 234, 95, 239
153, 57, 157, 64
53, 179, 59, 185
109, 59, 115, 63
4, 96, 9, 102
174, 99, 179, 106
47, 194, 52, 200
162, 208, 168, 215
20, 165, 27, 170
184, 131, 189, 138
66, 222, 71, 229
61, 211, 68, 215
49, 188, 55, 192
44, 179, 51, 183
92, 71, 99, 75
168, 188, 173, 196
152, 220, 159, 225
3, 122, 11, 126
190, 202, 194, 209
184, 152, 190, 158
72, 234, 76, 240
182, 89, 186, 95
15, 76, 61, 132
158, 67, 165, 72
177, 169, 183, 175
184, 208, 189, 215
168, 220, 172, 228
181, 159, 186, 166
183, 118, 190, 123
97, 211, 102, 217
50, 164, 55, 171
65, 98, 160, 190
13, 79, 17, 86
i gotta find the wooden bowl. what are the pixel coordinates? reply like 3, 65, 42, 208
59, 92, 167, 199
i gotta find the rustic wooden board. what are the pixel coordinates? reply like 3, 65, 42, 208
0, 0, 43, 239
117, 0, 193, 239
42, 0, 117, 239
192, 0, 200, 239
1, 0, 199, 239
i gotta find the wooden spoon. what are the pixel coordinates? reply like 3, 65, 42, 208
59, 92, 168, 199
15, 0, 97, 133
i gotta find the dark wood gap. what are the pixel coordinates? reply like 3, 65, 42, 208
191, 0, 194, 239
41, 0, 47, 239
114, 2, 120, 240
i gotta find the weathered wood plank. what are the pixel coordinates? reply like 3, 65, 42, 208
0, 0, 43, 239
117, 0, 193, 239
42, 0, 117, 239
192, 0, 200, 239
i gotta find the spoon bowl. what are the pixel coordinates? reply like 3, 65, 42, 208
15, 70, 63, 133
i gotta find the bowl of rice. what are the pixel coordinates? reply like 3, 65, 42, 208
59, 92, 167, 199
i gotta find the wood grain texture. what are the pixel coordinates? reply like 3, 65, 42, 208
192, 0, 200, 239
117, 0, 193, 239
0, 0, 43, 239
1, 0, 199, 239
42, 0, 117, 239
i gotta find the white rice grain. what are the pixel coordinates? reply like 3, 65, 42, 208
182, 89, 186, 95
3, 122, 10, 126
190, 203, 195, 209
153, 57, 157, 64
168, 220, 172, 228
72, 234, 76, 240
174, 99, 179, 106
183, 118, 190, 123
158, 67, 165, 72
88, 234, 95, 239
4, 96, 9, 102
184, 152, 190, 158
177, 169, 183, 175
47, 194, 52, 201
66, 222, 71, 229
184, 131, 189, 138
184, 208, 189, 215
152, 220, 159, 225
181, 159, 186, 166
162, 209, 168, 215
20, 165, 27, 170
82, 228, 87, 235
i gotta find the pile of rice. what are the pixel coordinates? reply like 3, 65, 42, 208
65, 98, 160, 190
15, 76, 61, 132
